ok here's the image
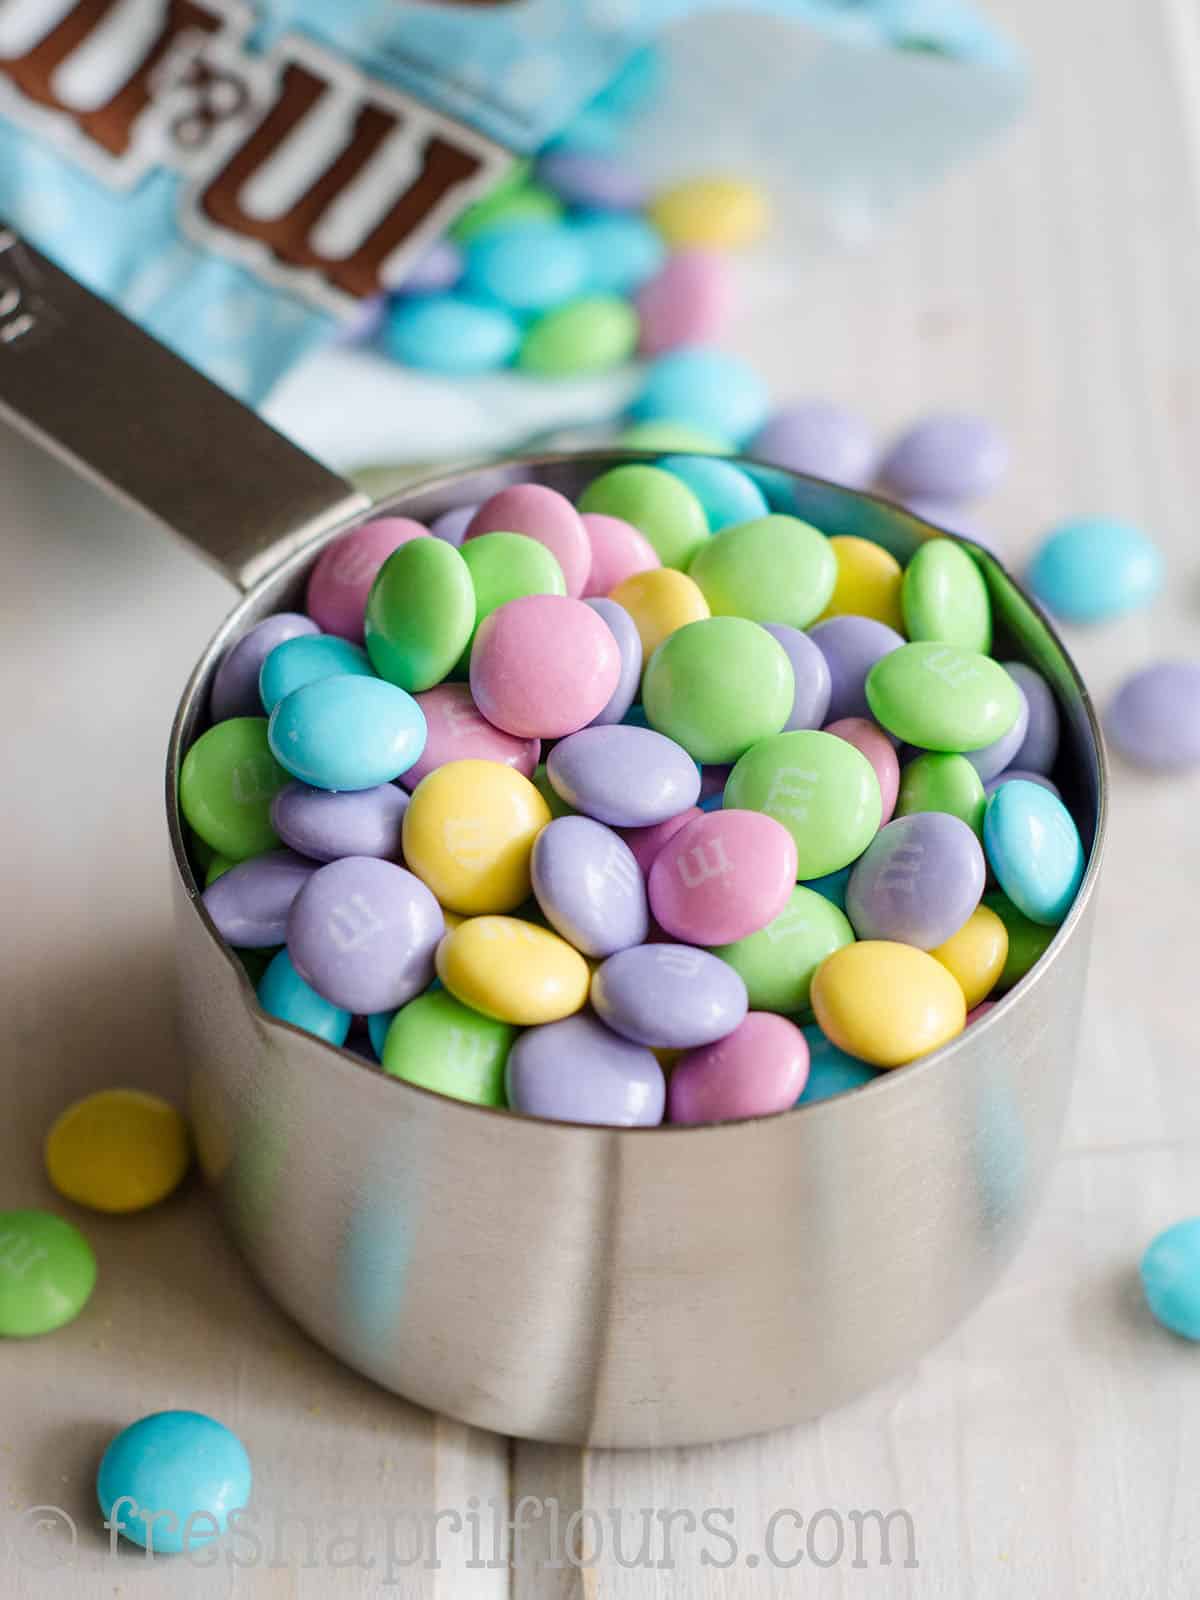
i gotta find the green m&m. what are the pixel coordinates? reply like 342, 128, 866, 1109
381, 989, 514, 1106
983, 891, 1056, 991
687, 515, 837, 629
179, 717, 287, 861
614, 421, 733, 454
866, 641, 1020, 752
724, 729, 882, 879
517, 295, 639, 377
460, 532, 566, 648
895, 752, 988, 838
643, 617, 794, 764
365, 537, 475, 692
0, 1210, 97, 1337
901, 539, 992, 654
578, 464, 709, 570
713, 887, 854, 1013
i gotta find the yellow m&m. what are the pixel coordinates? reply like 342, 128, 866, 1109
810, 942, 966, 1068
402, 760, 550, 914
436, 916, 590, 1026
45, 1090, 190, 1213
648, 177, 769, 250
930, 905, 1009, 1009
608, 568, 710, 663
818, 537, 905, 632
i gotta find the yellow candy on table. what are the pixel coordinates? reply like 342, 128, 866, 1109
648, 176, 769, 250
810, 941, 966, 1068
817, 536, 905, 632
608, 568, 710, 663
402, 759, 550, 914
436, 916, 590, 1026
930, 905, 1009, 1010
45, 1089, 190, 1213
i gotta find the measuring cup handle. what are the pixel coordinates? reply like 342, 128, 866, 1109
0, 225, 369, 592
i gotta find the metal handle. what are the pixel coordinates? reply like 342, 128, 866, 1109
0, 226, 369, 592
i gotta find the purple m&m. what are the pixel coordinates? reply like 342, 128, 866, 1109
877, 413, 1009, 505
287, 857, 443, 1014
965, 680, 1030, 783
271, 781, 409, 863
750, 402, 876, 488
1106, 661, 1200, 772
846, 812, 985, 949
202, 850, 316, 947
547, 724, 701, 827
536, 150, 648, 210
591, 944, 748, 1048
761, 623, 832, 731
506, 1012, 665, 1126
809, 616, 905, 725
210, 614, 319, 722
668, 1013, 810, 1124
618, 808, 704, 877
532, 816, 648, 957
584, 599, 643, 725
429, 504, 479, 547
1003, 662, 1060, 775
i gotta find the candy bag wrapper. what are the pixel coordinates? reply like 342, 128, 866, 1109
0, 0, 1022, 415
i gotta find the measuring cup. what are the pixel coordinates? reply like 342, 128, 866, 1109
0, 229, 1105, 1448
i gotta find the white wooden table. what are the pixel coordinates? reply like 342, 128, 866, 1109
4, 0, 1200, 1593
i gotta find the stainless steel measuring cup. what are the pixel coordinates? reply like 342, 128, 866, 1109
0, 230, 1106, 1449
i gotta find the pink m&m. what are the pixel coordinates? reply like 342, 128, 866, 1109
636, 250, 734, 356
648, 809, 797, 945
306, 518, 429, 641
402, 682, 540, 790
465, 485, 591, 598
618, 807, 704, 877
824, 716, 900, 825
470, 595, 621, 740
668, 1012, 810, 1124
581, 513, 661, 597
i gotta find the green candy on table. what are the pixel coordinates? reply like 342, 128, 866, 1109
0, 1210, 97, 1337
365, 537, 475, 693
725, 729, 882, 879
461, 532, 566, 648
983, 891, 1056, 991
901, 539, 993, 654
642, 616, 794, 764
895, 752, 988, 838
381, 989, 514, 1106
179, 717, 287, 861
713, 887, 855, 1013
614, 421, 734, 454
866, 641, 1021, 752
578, 464, 709, 570
687, 515, 837, 629
517, 295, 639, 376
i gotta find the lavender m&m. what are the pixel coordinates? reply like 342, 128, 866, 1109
877, 413, 1009, 504
965, 680, 1029, 783
287, 856, 443, 1013
395, 239, 463, 294
761, 623, 832, 730
618, 807, 704, 876
808, 616, 905, 724
505, 1012, 665, 1126
1106, 661, 1200, 772
547, 724, 702, 827
402, 683, 540, 790
202, 850, 316, 947
846, 812, 986, 949
532, 816, 648, 957
536, 150, 647, 209
210, 613, 319, 722
591, 943, 748, 1048
584, 598, 643, 725
668, 1013, 810, 1124
271, 781, 409, 863
648, 809, 797, 946
429, 504, 479, 547
1003, 662, 1060, 775
749, 402, 876, 487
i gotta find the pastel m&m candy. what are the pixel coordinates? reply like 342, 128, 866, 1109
688, 515, 837, 629
259, 633, 373, 713
1105, 661, 1200, 772
636, 250, 733, 355
668, 1013, 809, 1124
1027, 517, 1162, 623
608, 567, 710, 660
532, 815, 648, 957
823, 716, 899, 825
983, 779, 1084, 926
648, 809, 797, 945
846, 813, 985, 950
866, 642, 1021, 752
365, 537, 475, 693
0, 1209, 97, 1336
402, 759, 550, 914
713, 886, 854, 1013
750, 402, 876, 487
584, 597, 643, 725
506, 1012, 664, 1126
268, 676, 427, 792
470, 595, 621, 739
271, 780, 409, 862
930, 904, 1008, 1009
820, 536, 904, 632
579, 464, 709, 571
760, 623, 832, 731
808, 615, 904, 724
437, 916, 589, 1025
465, 485, 590, 599
877, 414, 1008, 505
580, 513, 660, 597
210, 614, 318, 721
180, 718, 287, 861
547, 724, 701, 827
901, 538, 992, 654
98, 1412, 251, 1553
895, 752, 986, 838
642, 616, 793, 764
306, 518, 428, 642
257, 949, 351, 1045
1141, 1219, 1200, 1340
381, 989, 513, 1107
648, 176, 768, 249
591, 943, 748, 1049
45, 1090, 190, 1214
403, 683, 540, 789
811, 941, 966, 1068
202, 849, 315, 946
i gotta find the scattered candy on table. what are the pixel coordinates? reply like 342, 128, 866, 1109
182, 453, 1092, 1129
0, 1209, 97, 1337
97, 1411, 252, 1554
45, 1090, 190, 1214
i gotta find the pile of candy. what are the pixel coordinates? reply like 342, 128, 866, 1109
181, 459, 1087, 1127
